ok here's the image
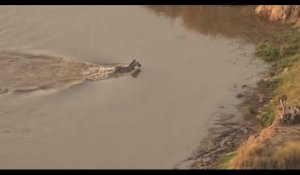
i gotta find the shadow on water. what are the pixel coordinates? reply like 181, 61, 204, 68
146, 5, 289, 44
131, 69, 141, 78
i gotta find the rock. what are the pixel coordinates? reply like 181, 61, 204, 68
236, 93, 244, 99
263, 76, 272, 82
269, 71, 276, 77
256, 115, 263, 120
241, 84, 248, 88
255, 5, 300, 25
257, 93, 265, 103
201, 157, 211, 163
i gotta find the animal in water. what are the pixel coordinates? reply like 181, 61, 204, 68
114, 59, 141, 74
83, 59, 142, 80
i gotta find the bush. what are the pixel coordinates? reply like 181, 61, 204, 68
231, 142, 300, 169
255, 40, 280, 62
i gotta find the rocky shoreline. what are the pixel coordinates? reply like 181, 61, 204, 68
175, 77, 272, 169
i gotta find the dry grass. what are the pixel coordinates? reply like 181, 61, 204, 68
256, 36, 300, 127
231, 141, 300, 169
214, 152, 236, 169
258, 55, 300, 127
230, 56, 300, 168
272, 142, 300, 168
231, 140, 272, 169
275, 56, 300, 107
213, 29, 300, 170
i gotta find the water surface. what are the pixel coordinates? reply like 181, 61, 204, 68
0, 5, 271, 168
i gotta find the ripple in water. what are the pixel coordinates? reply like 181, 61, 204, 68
0, 50, 139, 94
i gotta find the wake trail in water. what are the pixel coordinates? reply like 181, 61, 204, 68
0, 50, 137, 95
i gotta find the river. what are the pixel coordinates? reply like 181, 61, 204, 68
0, 5, 272, 168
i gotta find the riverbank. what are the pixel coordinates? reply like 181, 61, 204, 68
176, 5, 300, 169
226, 45, 300, 169
228, 5, 300, 169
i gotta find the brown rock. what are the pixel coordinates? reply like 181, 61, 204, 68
255, 5, 300, 24
241, 84, 248, 88
236, 93, 244, 99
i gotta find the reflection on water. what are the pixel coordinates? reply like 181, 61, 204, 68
147, 5, 286, 43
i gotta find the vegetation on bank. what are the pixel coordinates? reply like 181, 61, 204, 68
214, 152, 236, 169
230, 141, 300, 169
256, 29, 300, 127
215, 28, 300, 169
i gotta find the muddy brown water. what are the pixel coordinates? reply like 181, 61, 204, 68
0, 5, 273, 168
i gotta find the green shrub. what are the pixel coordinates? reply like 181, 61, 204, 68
256, 40, 280, 62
